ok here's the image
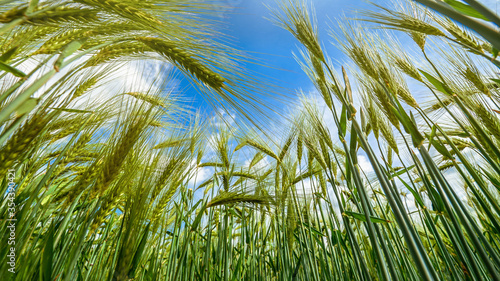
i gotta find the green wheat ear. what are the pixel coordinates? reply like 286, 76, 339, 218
207, 191, 274, 208
137, 37, 226, 89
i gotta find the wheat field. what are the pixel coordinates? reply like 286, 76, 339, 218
1, 0, 500, 280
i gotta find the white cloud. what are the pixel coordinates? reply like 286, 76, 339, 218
357, 155, 374, 173
188, 166, 212, 187
71, 59, 173, 109
14, 52, 174, 108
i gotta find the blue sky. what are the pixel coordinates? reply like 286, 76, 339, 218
177, 0, 385, 117
173, 0, 498, 128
